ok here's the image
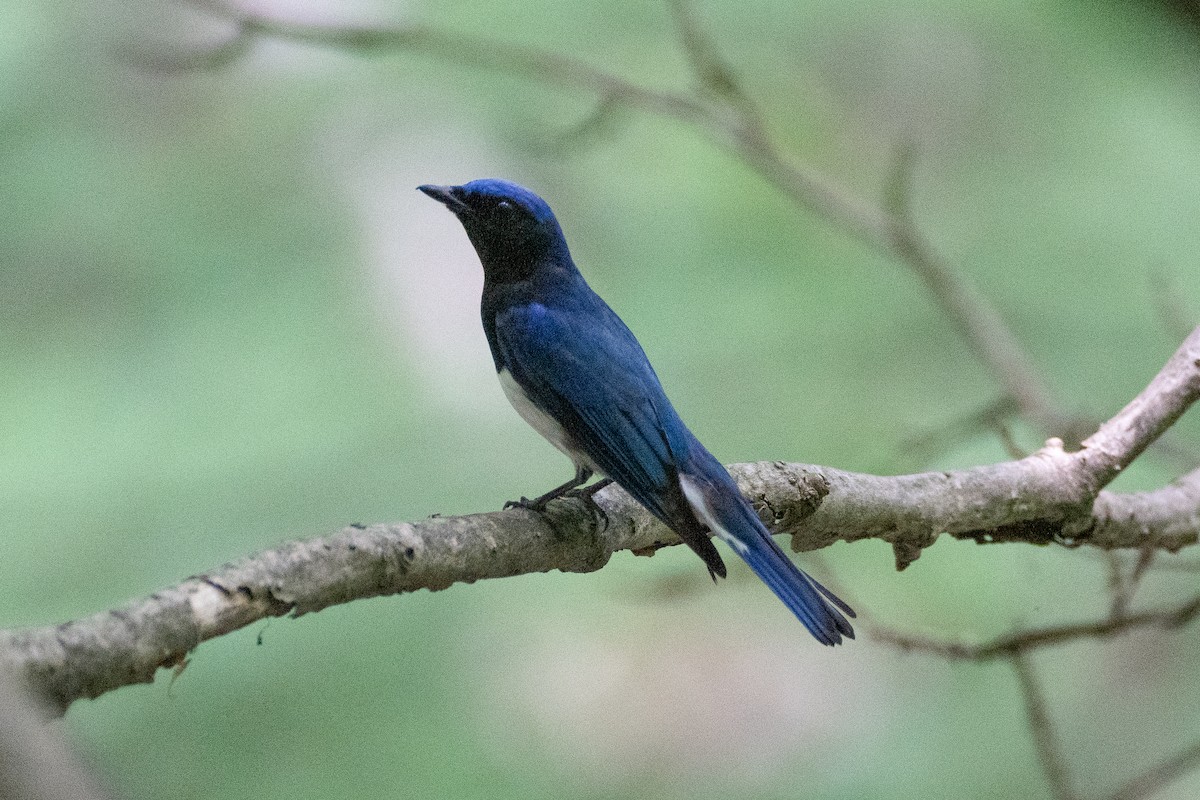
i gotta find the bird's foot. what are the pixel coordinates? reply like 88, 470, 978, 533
503, 495, 546, 512
565, 478, 614, 530
504, 478, 612, 530
502, 467, 594, 513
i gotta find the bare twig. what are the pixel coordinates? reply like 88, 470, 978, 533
1108, 546, 1157, 619
147, 2, 1073, 437
1149, 265, 1197, 344
1107, 740, 1200, 800
1012, 653, 1080, 800
146, 6, 1200, 469
541, 93, 625, 152
877, 589, 1200, 800
1139, 556, 1200, 572
668, 0, 752, 109
897, 395, 1023, 465
872, 594, 1200, 660
0, 467, 1193, 713
164, 7, 1200, 482
883, 140, 920, 223
693, 95, 1069, 436
880, 593, 1200, 800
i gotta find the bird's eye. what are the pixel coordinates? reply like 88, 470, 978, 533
497, 200, 514, 212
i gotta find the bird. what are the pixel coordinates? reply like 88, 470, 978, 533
418, 178, 855, 645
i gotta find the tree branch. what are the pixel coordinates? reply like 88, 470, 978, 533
1107, 740, 1200, 800
147, 2, 1075, 436
875, 591, 1200, 800
872, 594, 1200, 660
1012, 653, 1080, 800
2, 326, 1196, 712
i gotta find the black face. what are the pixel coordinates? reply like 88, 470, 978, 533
419, 179, 569, 281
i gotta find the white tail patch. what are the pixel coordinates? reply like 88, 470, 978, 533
678, 473, 749, 556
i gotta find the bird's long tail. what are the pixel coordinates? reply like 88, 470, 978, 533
678, 465, 855, 646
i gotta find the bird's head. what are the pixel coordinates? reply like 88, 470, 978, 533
418, 179, 571, 280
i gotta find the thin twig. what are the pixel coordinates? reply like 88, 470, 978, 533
896, 395, 1023, 465
150, 4, 1200, 462
878, 596, 1200, 800
1149, 265, 1197, 345
668, 0, 752, 109
154, 2, 1067, 436
1012, 653, 1080, 800
1139, 557, 1200, 572
1109, 546, 1157, 619
1107, 740, 1200, 800
872, 595, 1200, 660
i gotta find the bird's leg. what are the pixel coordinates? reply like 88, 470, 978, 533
505, 465, 593, 511
570, 477, 613, 499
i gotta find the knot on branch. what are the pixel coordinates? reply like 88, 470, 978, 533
891, 530, 939, 571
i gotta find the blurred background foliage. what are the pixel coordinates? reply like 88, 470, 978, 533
3, 0, 1200, 798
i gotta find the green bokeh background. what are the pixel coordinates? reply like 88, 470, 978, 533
4, 1, 1200, 798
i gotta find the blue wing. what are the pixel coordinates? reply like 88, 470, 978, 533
493, 295, 727, 578
495, 293, 855, 643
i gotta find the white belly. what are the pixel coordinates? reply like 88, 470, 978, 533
497, 368, 599, 472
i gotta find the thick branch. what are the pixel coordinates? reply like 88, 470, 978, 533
0, 461, 1193, 714
1, 327, 1197, 712
1080, 324, 1200, 487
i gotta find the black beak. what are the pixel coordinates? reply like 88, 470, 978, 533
417, 184, 469, 214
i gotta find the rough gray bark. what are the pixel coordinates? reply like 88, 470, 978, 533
1, 326, 1197, 714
